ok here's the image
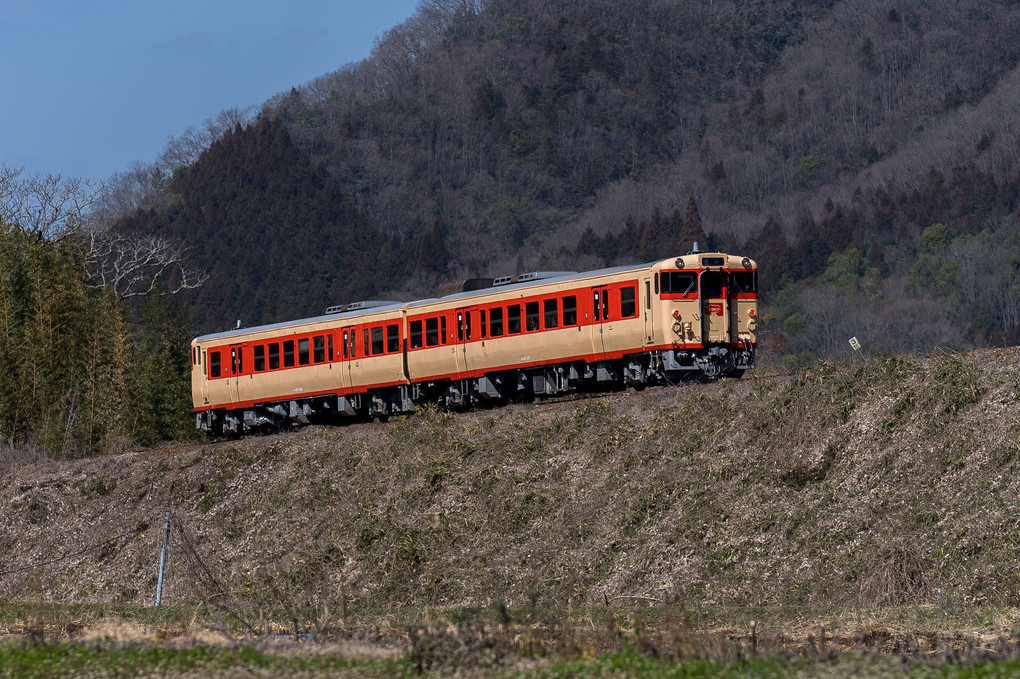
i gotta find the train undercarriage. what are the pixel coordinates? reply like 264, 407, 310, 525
197, 344, 754, 437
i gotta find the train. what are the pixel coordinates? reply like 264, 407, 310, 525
191, 245, 758, 435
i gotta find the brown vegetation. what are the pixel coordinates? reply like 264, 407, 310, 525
2, 348, 1019, 617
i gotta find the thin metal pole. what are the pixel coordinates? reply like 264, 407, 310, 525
155, 509, 171, 606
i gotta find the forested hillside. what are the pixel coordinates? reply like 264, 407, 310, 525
115, 118, 394, 332
110, 0, 1020, 355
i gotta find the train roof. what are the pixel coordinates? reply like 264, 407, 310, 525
403, 261, 654, 309
193, 254, 752, 344
194, 301, 407, 343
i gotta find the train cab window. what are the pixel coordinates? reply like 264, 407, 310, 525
661, 271, 697, 294
410, 320, 423, 349
731, 271, 757, 294
489, 307, 504, 337
525, 301, 540, 331
562, 296, 577, 326
387, 324, 399, 353
702, 273, 724, 298
425, 318, 440, 347
254, 345, 266, 372
209, 351, 221, 378
298, 338, 310, 366
283, 340, 295, 368
268, 343, 280, 369
544, 298, 558, 329
314, 336, 325, 363
507, 305, 521, 334
372, 327, 385, 355
621, 286, 637, 318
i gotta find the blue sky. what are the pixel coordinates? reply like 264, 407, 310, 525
0, 0, 421, 182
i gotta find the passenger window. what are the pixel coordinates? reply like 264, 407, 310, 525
507, 305, 521, 334
314, 336, 325, 363
480, 310, 487, 338
525, 301, 540, 331
364, 329, 370, 356
254, 345, 266, 372
544, 298, 558, 329
328, 335, 334, 361
602, 289, 610, 320
372, 327, 385, 355
562, 296, 577, 326
342, 331, 349, 358
489, 307, 504, 337
283, 340, 295, 368
621, 286, 636, 318
593, 290, 601, 321
426, 318, 440, 347
298, 338, 310, 366
209, 351, 221, 378
410, 320, 423, 349
269, 343, 280, 369
441, 316, 447, 345
387, 324, 399, 353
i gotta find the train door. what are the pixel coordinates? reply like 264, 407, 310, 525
642, 277, 652, 344
699, 271, 730, 343
340, 326, 356, 393
590, 285, 610, 359
455, 306, 475, 378
228, 343, 246, 406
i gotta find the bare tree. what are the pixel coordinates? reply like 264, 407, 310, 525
0, 165, 101, 241
85, 231, 209, 298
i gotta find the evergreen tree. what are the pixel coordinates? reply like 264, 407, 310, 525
127, 293, 196, 446
678, 194, 709, 251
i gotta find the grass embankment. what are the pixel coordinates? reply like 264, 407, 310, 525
1, 349, 1020, 675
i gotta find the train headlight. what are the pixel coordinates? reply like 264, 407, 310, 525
742, 257, 752, 268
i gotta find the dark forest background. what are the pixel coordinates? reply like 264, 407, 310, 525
4, 0, 1020, 454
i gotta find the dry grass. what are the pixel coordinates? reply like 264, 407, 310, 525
1, 348, 1019, 639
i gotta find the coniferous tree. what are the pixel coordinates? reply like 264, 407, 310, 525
127, 293, 196, 446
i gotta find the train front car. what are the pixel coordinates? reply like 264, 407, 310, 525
651, 249, 757, 378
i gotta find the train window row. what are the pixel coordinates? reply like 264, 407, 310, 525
205, 282, 643, 376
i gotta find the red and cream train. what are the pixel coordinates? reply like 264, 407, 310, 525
191, 247, 758, 435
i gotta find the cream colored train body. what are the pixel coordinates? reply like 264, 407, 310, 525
191, 251, 757, 435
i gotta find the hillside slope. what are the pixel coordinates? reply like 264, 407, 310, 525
1, 348, 1018, 610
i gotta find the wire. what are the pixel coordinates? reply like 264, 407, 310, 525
0, 526, 143, 578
